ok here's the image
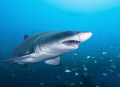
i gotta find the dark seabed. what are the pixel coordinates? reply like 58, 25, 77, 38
0, 0, 120, 87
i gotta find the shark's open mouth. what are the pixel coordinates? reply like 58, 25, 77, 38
62, 40, 81, 48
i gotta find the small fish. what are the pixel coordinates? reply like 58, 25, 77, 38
79, 82, 83, 85
64, 81, 69, 84
118, 74, 120, 77
117, 55, 120, 58
38, 75, 44, 80
94, 60, 97, 63
110, 69, 114, 72
87, 56, 90, 59
28, 76, 31, 79
75, 73, 79, 76
72, 68, 79, 71
111, 64, 116, 68
109, 47, 113, 49
73, 63, 76, 65
96, 86, 100, 87
83, 65, 87, 70
109, 59, 112, 61
102, 52, 108, 54
74, 53, 77, 55
83, 68, 87, 71
64, 67, 68, 69
57, 76, 63, 80
12, 74, 16, 77
102, 73, 107, 76
64, 69, 72, 73
83, 72, 88, 77
69, 82, 75, 85
40, 83, 43, 85
4, 66, 8, 68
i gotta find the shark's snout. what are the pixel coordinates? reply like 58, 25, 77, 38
78, 32, 92, 42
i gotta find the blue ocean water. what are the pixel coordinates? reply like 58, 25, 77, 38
0, 0, 120, 87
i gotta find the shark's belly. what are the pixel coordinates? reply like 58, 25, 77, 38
15, 52, 58, 63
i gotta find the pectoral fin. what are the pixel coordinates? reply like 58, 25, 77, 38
17, 62, 27, 67
45, 57, 61, 66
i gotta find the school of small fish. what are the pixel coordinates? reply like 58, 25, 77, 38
0, 45, 120, 87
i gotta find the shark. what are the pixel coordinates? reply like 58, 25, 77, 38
5, 31, 92, 66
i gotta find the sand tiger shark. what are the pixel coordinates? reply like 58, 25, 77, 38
5, 31, 92, 66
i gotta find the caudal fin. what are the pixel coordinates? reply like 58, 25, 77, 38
1, 59, 27, 66
1, 59, 15, 64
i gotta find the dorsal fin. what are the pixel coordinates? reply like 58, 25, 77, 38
23, 34, 29, 41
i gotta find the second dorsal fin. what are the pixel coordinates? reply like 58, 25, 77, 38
23, 34, 29, 41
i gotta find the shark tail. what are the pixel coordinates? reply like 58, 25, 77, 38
0, 59, 15, 64
1, 59, 27, 66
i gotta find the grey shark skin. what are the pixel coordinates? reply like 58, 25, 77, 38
6, 31, 92, 66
